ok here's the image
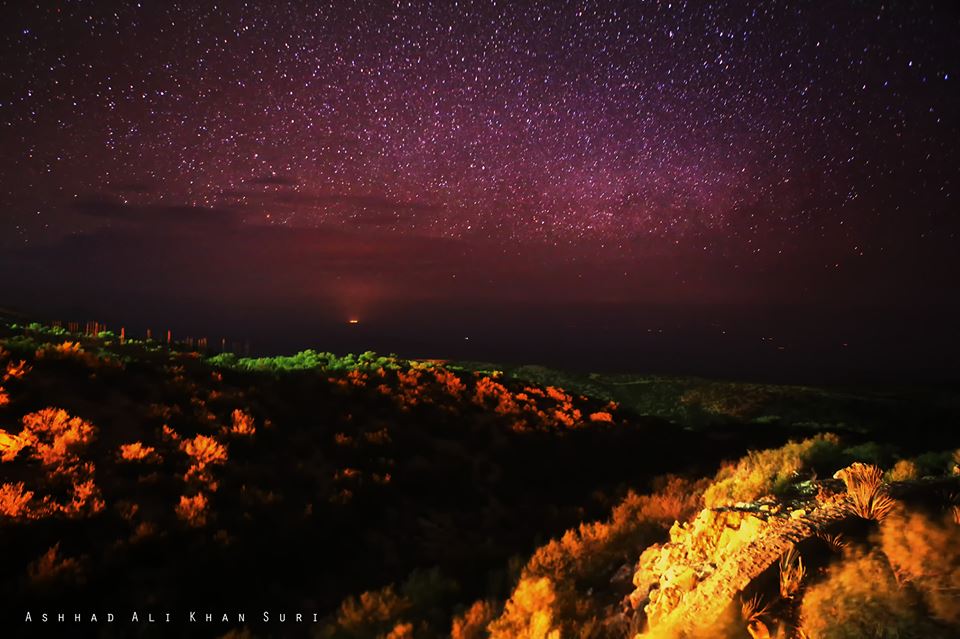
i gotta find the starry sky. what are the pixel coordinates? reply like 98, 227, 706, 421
1, 1, 958, 380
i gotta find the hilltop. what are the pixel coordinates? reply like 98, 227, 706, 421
0, 321, 957, 638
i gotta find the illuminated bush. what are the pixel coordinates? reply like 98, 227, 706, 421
17, 408, 97, 469
176, 493, 209, 527
487, 576, 560, 639
703, 434, 841, 507
27, 543, 82, 585
0, 429, 28, 461
332, 584, 412, 637
885, 459, 918, 482
0, 482, 37, 518
180, 434, 228, 485
879, 510, 960, 626
4, 358, 30, 381
229, 409, 256, 435
498, 477, 705, 635
451, 600, 497, 639
118, 442, 157, 462
799, 550, 940, 639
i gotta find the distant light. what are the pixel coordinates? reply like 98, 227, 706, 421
348, 319, 360, 325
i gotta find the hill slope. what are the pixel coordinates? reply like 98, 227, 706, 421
0, 322, 957, 638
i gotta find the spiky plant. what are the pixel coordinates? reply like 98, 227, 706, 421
834, 463, 897, 521
817, 531, 847, 553
741, 594, 771, 639
779, 546, 806, 599
741, 594, 769, 624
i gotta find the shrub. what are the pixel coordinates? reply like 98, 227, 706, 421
842, 442, 896, 468
118, 442, 157, 462
332, 584, 412, 637
0, 482, 36, 518
451, 600, 497, 639
885, 459, 918, 482
229, 409, 256, 435
27, 543, 82, 585
176, 493, 209, 527
15, 408, 96, 469
912, 450, 956, 477
180, 434, 227, 484
879, 510, 960, 626
799, 550, 943, 639
487, 576, 559, 639
704, 434, 841, 507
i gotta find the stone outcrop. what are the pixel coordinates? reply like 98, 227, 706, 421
626, 485, 850, 636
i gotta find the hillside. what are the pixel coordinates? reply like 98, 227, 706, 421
0, 322, 958, 638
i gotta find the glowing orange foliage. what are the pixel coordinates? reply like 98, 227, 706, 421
62, 476, 105, 516
18, 408, 96, 469
0, 482, 36, 518
176, 492, 209, 527
0, 429, 27, 461
119, 442, 157, 462
347, 369, 368, 387
180, 434, 227, 484
451, 600, 497, 639
35, 341, 101, 366
394, 368, 426, 407
229, 408, 256, 435
4, 359, 30, 381
474, 376, 519, 415
434, 368, 467, 398
589, 411, 614, 423
28, 543, 81, 585
488, 576, 559, 639
384, 622, 414, 639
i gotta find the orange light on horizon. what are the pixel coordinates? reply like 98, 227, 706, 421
348, 318, 360, 325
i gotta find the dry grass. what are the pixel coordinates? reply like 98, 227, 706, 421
779, 546, 806, 599
817, 532, 848, 553
741, 594, 769, 624
834, 463, 897, 521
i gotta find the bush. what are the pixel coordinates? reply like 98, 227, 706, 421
487, 576, 559, 639
799, 550, 945, 638
703, 434, 842, 507
879, 510, 960, 626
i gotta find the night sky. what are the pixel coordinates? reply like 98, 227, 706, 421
1, 1, 958, 381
